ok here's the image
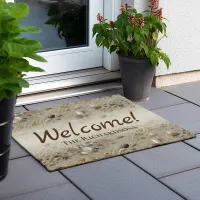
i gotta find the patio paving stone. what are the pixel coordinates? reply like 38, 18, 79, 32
0, 157, 67, 199
137, 88, 186, 110
185, 134, 200, 150
9, 139, 29, 160
15, 106, 26, 113
164, 81, 200, 106
161, 168, 200, 200
78, 87, 186, 110
25, 97, 79, 110
61, 157, 184, 200
2, 183, 89, 200
153, 103, 200, 134
125, 142, 200, 178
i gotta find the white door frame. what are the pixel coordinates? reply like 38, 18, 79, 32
103, 0, 121, 72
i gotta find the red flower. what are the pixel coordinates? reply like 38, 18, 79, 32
135, 17, 145, 28
110, 20, 115, 27
120, 6, 125, 13
148, 0, 159, 12
128, 13, 135, 24
156, 8, 163, 20
97, 13, 104, 23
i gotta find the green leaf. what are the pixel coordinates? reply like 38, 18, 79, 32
2, 83, 21, 93
7, 58, 30, 72
149, 51, 159, 66
152, 32, 158, 40
140, 42, 148, 56
96, 34, 103, 46
141, 28, 149, 37
19, 26, 41, 33
25, 53, 47, 62
92, 24, 102, 37
134, 33, 141, 44
158, 52, 171, 69
28, 65, 45, 72
2, 39, 42, 58
110, 45, 117, 53
103, 39, 110, 49
3, 3, 29, 18
131, 42, 139, 56
17, 78, 29, 88
155, 22, 163, 33
126, 25, 133, 36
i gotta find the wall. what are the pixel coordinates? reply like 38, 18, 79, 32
123, 0, 200, 77
157, 0, 200, 76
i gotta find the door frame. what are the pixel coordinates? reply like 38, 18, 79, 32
103, 0, 121, 72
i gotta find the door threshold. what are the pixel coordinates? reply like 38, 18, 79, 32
17, 81, 122, 106
21, 67, 121, 96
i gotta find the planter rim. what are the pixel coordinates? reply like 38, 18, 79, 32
118, 54, 154, 66
117, 53, 150, 60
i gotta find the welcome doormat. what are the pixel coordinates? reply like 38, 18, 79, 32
13, 95, 195, 171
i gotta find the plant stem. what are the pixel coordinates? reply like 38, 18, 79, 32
156, 35, 165, 46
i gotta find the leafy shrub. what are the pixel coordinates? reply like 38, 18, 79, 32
0, 0, 46, 100
93, 1, 171, 68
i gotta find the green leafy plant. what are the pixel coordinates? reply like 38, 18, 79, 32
0, 0, 47, 100
93, 0, 171, 68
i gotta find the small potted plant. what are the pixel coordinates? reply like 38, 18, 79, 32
0, 1, 46, 181
93, 0, 171, 101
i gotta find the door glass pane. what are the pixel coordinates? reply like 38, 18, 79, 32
16, 0, 89, 52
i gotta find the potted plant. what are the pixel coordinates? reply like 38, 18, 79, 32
45, 1, 87, 47
93, 0, 171, 101
0, 1, 46, 181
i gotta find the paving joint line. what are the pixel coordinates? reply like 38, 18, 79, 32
151, 102, 189, 111
184, 140, 200, 152
158, 165, 200, 179
1, 183, 68, 200
9, 155, 30, 161
164, 90, 200, 108
22, 105, 29, 111
59, 171, 93, 200
123, 155, 188, 200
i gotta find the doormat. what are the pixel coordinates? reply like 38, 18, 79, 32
13, 95, 195, 171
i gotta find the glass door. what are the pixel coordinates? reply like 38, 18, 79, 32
14, 0, 103, 78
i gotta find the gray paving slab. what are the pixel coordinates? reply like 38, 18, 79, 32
78, 89, 124, 100
153, 103, 200, 134
15, 106, 26, 113
3, 183, 89, 200
78, 88, 185, 111
25, 97, 79, 110
164, 81, 200, 106
0, 157, 67, 199
61, 157, 183, 200
137, 88, 186, 110
125, 142, 200, 178
185, 134, 200, 150
161, 168, 200, 200
9, 139, 29, 160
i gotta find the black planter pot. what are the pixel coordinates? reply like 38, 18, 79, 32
118, 55, 156, 101
0, 97, 16, 181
